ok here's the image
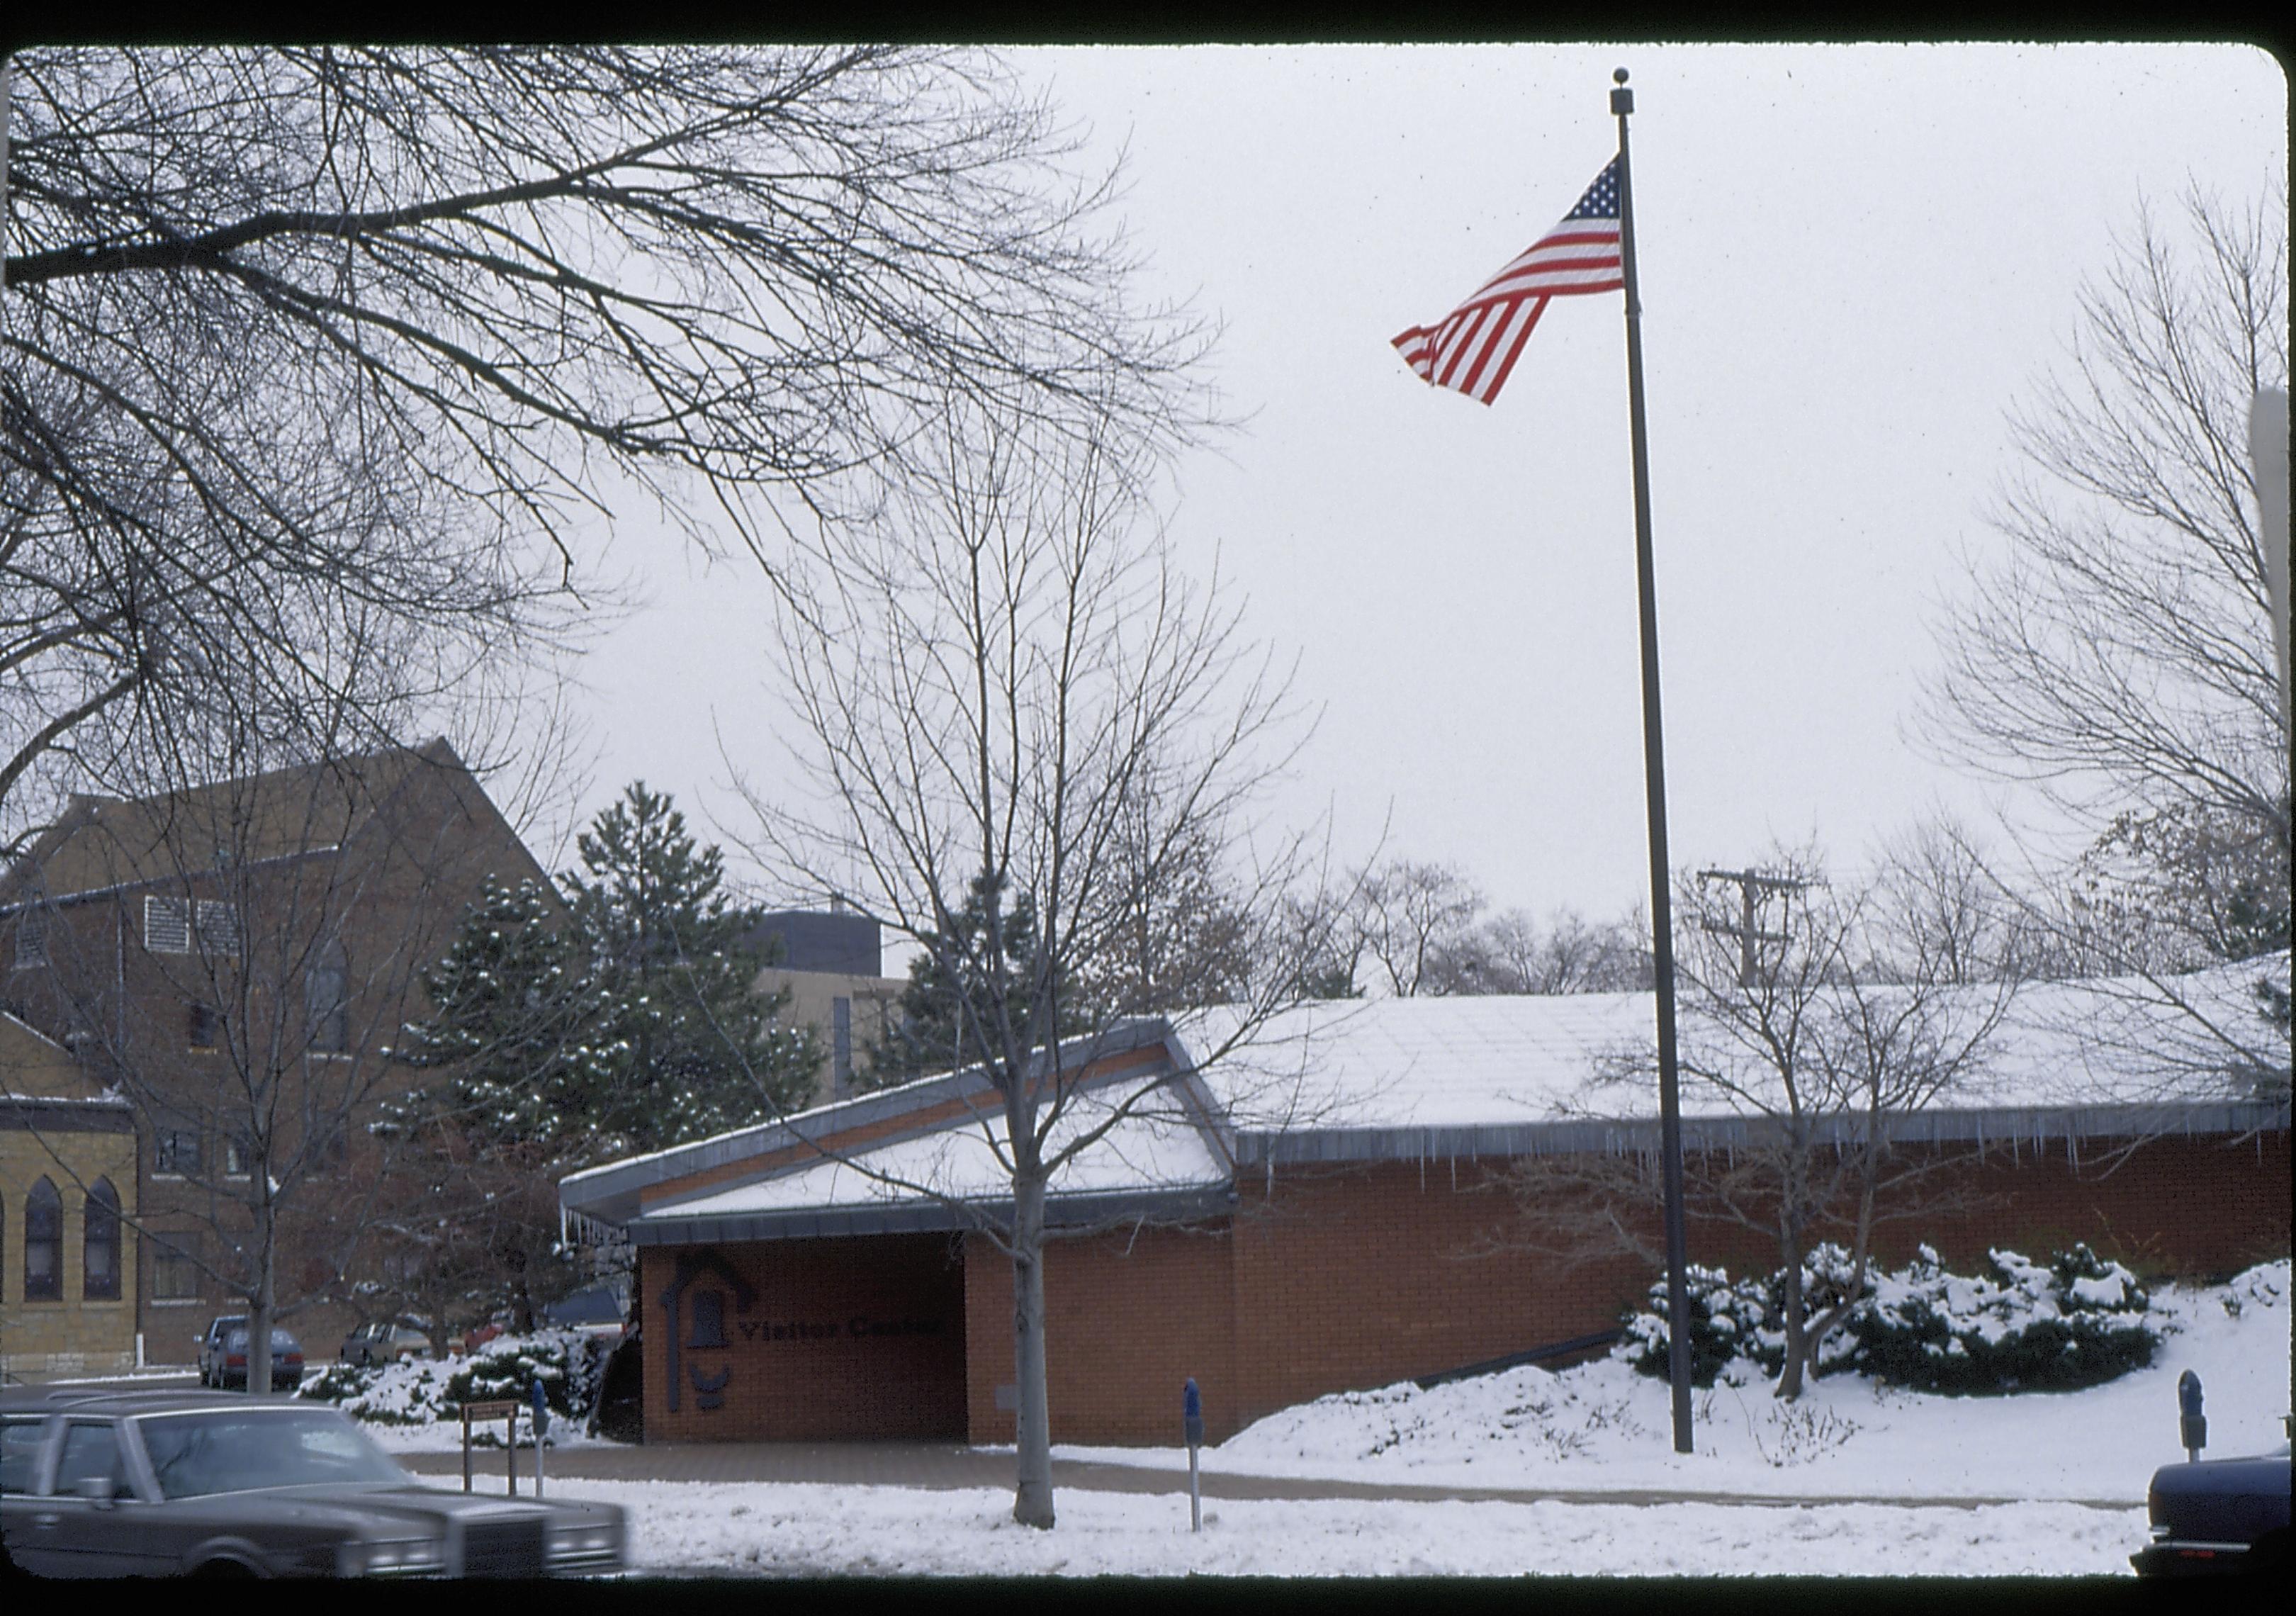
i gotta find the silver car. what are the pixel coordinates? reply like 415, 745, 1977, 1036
1, 1391, 624, 1578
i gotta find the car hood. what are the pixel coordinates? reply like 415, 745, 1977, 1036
152, 1482, 617, 1532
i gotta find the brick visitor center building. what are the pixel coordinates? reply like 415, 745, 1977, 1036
559, 961, 2291, 1447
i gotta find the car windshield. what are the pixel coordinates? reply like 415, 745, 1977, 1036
223, 1328, 299, 1352
137, 1409, 409, 1499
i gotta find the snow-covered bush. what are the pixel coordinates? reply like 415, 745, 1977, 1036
1621, 1248, 1866, 1388
1621, 1243, 2159, 1395
1842, 1243, 2156, 1394
300, 1328, 609, 1432
1619, 1264, 1778, 1388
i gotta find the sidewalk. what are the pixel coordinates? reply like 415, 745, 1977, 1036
394, 1439, 2132, 1511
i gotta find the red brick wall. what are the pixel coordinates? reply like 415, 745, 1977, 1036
1626, 1132, 2292, 1284
645, 1130, 2289, 1447
641, 1232, 967, 1442
1225, 1160, 1650, 1435
962, 1223, 1236, 1447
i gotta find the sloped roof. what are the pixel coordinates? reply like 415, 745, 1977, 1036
0, 1011, 118, 1104
565, 958, 2290, 1242
3, 738, 547, 907
1176, 953, 2291, 1133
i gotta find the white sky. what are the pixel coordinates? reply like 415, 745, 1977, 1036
564, 43, 2287, 929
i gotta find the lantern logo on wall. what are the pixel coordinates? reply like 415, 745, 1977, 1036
657, 1249, 756, 1413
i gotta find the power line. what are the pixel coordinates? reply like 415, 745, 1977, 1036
1696, 866, 1809, 987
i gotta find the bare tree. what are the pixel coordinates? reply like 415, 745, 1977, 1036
1346, 857, 1486, 997
3, 46, 1207, 838
1498, 840, 2018, 1401
733, 393, 1326, 1530
1429, 903, 1652, 996
1921, 185, 2290, 957
6, 702, 526, 1392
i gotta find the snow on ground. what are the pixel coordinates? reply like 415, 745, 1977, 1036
337, 1264, 2281, 1574
560, 1480, 2146, 1578
1054, 1260, 2292, 1505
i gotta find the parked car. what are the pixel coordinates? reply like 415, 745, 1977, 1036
2131, 1440, 2292, 1578
339, 1320, 432, 1368
541, 1286, 627, 1340
194, 1315, 248, 1387
208, 1327, 307, 1393
0, 1388, 624, 1578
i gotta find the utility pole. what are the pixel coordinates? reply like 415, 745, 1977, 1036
1696, 868, 1805, 987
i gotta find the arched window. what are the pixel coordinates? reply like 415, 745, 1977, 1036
83, 1179, 121, 1301
23, 1178, 62, 1301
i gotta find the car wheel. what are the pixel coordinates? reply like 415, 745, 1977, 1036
2245, 1530, 2288, 1579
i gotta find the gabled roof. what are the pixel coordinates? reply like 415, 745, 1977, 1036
2, 738, 547, 909
562, 958, 2291, 1244
561, 1019, 1235, 1244
0, 1010, 115, 1104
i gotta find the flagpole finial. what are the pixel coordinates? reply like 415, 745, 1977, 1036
1611, 69, 1633, 116
1614, 67, 1629, 84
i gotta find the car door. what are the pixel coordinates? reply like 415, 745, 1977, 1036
42, 1420, 166, 1577
0, 1414, 65, 1576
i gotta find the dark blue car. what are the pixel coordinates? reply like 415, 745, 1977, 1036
2132, 1442, 2291, 1578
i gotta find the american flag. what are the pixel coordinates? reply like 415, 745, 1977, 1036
1392, 159, 1624, 405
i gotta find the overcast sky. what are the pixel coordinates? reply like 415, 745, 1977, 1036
564, 43, 2287, 931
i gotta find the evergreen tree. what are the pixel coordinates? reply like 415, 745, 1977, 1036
867, 872, 1063, 1089
563, 782, 818, 1150
373, 788, 819, 1334
377, 877, 597, 1338
388, 877, 602, 1151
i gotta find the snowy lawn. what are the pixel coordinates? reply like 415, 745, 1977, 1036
336, 1262, 2282, 1575
1054, 1259, 2291, 1505
560, 1480, 2145, 1578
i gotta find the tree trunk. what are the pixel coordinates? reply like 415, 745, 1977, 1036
1774, 1218, 1807, 1401
1804, 1136, 1883, 1381
1010, 1172, 1056, 1530
249, 1201, 276, 1397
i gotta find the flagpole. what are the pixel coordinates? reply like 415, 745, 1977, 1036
1609, 67, 1695, 1457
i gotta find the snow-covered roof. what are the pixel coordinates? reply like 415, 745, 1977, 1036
641, 1082, 1229, 1234
1174, 954, 2291, 1136
568, 958, 2289, 1240
1176, 992, 1655, 1133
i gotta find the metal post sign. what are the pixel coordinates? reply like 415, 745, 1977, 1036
1183, 1377, 1205, 1532
2178, 1370, 2207, 1461
531, 1374, 551, 1498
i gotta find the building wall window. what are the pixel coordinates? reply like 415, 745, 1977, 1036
144, 896, 191, 953
23, 1177, 62, 1301
154, 1127, 202, 1177
833, 996, 853, 1092
187, 1001, 218, 1049
305, 945, 349, 1054
11, 899, 47, 970
142, 897, 241, 955
151, 1233, 202, 1301
83, 1179, 121, 1301
223, 1135, 249, 1178
196, 900, 241, 955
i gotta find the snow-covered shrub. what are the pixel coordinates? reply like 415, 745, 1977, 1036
1619, 1263, 1777, 1387
301, 1328, 609, 1430
1620, 1243, 2159, 1395
1842, 1243, 2156, 1394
